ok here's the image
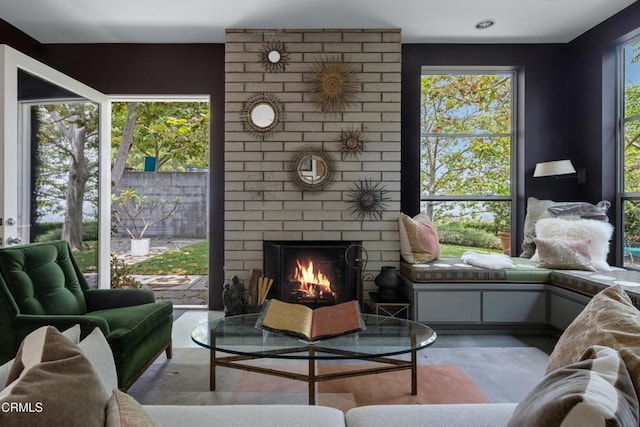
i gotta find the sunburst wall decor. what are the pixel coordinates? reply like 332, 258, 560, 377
308, 56, 359, 112
347, 179, 390, 221
338, 127, 366, 158
259, 41, 290, 73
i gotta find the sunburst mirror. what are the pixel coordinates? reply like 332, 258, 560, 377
260, 41, 290, 73
347, 179, 390, 220
338, 127, 366, 158
308, 56, 359, 112
291, 150, 334, 191
241, 93, 283, 139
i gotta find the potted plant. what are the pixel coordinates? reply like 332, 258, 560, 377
111, 187, 180, 256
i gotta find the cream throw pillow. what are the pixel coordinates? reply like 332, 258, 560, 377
0, 326, 110, 427
534, 217, 613, 270
534, 238, 596, 271
398, 212, 439, 263
546, 285, 640, 400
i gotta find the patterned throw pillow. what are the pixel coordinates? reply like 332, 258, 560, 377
106, 389, 160, 427
0, 326, 110, 427
534, 237, 596, 271
508, 345, 639, 427
546, 285, 640, 400
398, 212, 439, 264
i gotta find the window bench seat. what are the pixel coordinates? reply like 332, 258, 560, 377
399, 258, 640, 332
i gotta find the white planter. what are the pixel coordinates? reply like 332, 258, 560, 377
130, 238, 151, 256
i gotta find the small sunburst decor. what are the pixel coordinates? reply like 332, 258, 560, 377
338, 127, 366, 157
259, 41, 290, 73
347, 179, 390, 221
308, 56, 359, 112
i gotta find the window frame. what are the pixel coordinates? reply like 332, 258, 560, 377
418, 67, 519, 240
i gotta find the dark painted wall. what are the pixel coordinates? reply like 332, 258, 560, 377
566, 2, 640, 263
0, 18, 40, 53
401, 43, 573, 254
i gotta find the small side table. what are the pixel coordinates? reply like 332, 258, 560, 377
367, 292, 411, 320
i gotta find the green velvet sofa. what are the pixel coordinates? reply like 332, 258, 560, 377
0, 240, 173, 390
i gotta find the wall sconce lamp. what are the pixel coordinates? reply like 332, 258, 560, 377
533, 159, 586, 184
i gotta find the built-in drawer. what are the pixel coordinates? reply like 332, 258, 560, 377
482, 291, 546, 323
416, 291, 481, 323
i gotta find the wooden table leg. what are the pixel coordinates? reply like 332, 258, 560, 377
411, 332, 417, 395
210, 328, 216, 391
308, 347, 315, 405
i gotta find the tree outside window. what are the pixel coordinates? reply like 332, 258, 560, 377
420, 71, 514, 256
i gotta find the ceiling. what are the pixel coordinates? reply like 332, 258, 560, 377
0, 0, 636, 44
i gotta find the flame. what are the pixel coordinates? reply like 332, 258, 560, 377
293, 259, 332, 297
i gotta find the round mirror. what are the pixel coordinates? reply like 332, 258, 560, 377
268, 50, 281, 64
292, 150, 333, 191
241, 93, 283, 139
250, 103, 276, 128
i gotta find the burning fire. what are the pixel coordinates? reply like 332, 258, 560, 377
292, 259, 333, 298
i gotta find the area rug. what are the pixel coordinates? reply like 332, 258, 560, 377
234, 364, 488, 412
127, 346, 547, 412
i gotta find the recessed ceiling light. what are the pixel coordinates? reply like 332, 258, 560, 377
475, 19, 495, 30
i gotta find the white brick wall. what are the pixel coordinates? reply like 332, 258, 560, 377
224, 29, 401, 298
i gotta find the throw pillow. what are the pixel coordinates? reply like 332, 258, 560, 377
106, 389, 160, 427
546, 285, 640, 400
78, 327, 118, 395
534, 238, 596, 271
0, 326, 110, 427
534, 217, 613, 271
508, 345, 639, 427
521, 197, 610, 258
398, 212, 439, 264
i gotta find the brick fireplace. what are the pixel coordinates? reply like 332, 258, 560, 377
224, 28, 402, 302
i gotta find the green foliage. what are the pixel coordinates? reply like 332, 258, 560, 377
439, 243, 502, 257
127, 241, 208, 275
420, 73, 512, 229
111, 188, 180, 239
436, 223, 501, 250
110, 254, 141, 289
34, 222, 98, 243
111, 101, 209, 172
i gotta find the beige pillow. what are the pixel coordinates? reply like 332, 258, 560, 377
534, 238, 596, 271
79, 327, 118, 395
398, 212, 439, 263
509, 345, 639, 427
106, 389, 160, 427
0, 326, 109, 427
546, 285, 640, 400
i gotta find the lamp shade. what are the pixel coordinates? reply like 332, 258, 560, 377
533, 160, 577, 177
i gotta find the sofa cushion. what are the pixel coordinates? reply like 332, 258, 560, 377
345, 403, 517, 427
509, 345, 639, 427
398, 212, 439, 264
106, 389, 160, 427
534, 218, 614, 271
79, 327, 118, 394
534, 237, 596, 271
546, 285, 640, 400
0, 240, 87, 315
0, 325, 109, 427
88, 300, 173, 354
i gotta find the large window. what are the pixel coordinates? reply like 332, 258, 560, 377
420, 70, 515, 256
620, 38, 640, 268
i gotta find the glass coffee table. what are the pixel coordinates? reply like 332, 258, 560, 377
191, 313, 436, 404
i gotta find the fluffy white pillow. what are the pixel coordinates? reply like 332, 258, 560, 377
533, 218, 613, 271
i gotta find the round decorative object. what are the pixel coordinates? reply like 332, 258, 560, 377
374, 266, 402, 300
308, 56, 359, 112
260, 41, 290, 73
291, 150, 333, 191
347, 179, 390, 221
338, 127, 366, 157
241, 93, 283, 139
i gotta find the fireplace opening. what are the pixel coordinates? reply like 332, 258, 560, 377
263, 240, 361, 308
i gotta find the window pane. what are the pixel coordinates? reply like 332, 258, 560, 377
624, 41, 640, 119
420, 200, 511, 257
420, 136, 510, 197
421, 74, 512, 134
623, 199, 640, 269
624, 120, 640, 192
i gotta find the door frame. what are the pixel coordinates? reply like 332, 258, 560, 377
0, 44, 112, 288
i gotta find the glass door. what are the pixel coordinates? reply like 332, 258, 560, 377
0, 45, 111, 288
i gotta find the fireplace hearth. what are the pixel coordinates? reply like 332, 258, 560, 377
263, 240, 361, 308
